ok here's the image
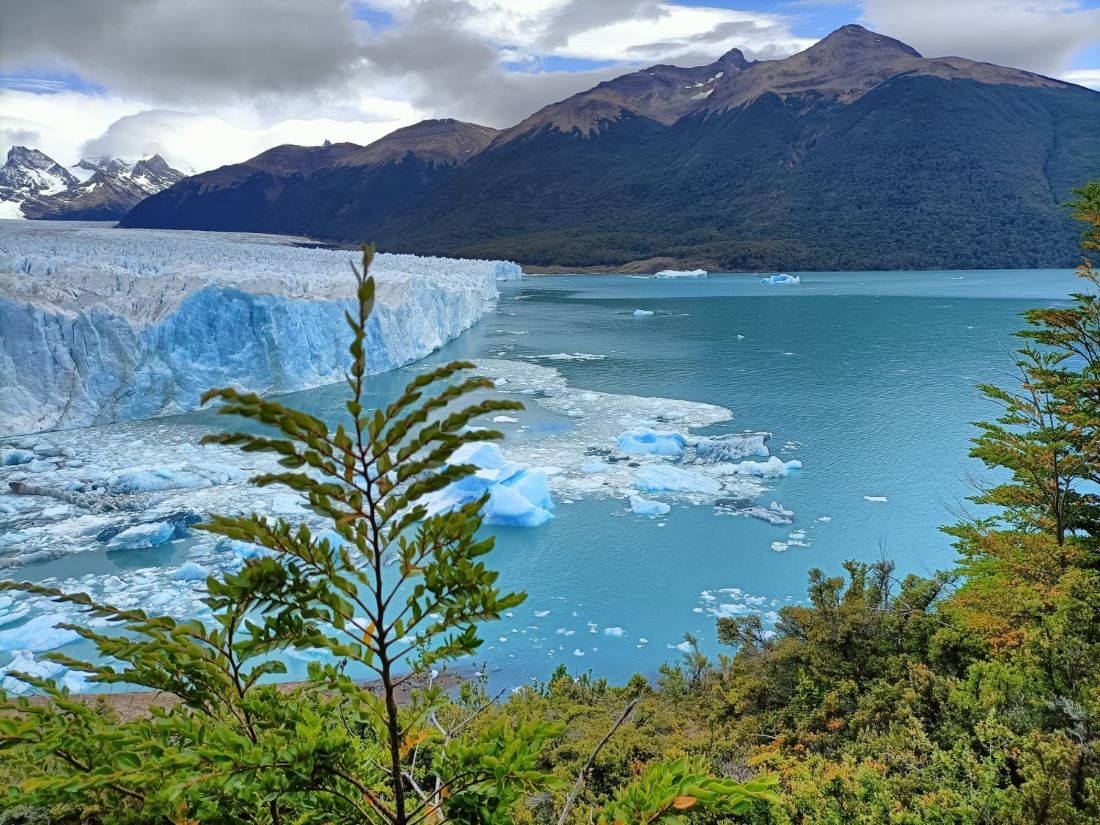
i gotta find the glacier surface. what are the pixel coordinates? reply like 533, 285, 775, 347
0, 220, 520, 436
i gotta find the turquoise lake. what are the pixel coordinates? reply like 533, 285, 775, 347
217, 268, 1086, 685
9, 268, 1087, 688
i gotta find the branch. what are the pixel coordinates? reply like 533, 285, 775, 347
557, 699, 639, 825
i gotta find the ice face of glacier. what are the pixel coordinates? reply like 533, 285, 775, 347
0, 220, 521, 436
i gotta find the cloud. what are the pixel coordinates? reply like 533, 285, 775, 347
0, 0, 369, 102
1063, 68, 1100, 89
0, 89, 420, 171
860, 0, 1100, 76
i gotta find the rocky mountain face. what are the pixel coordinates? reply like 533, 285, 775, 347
0, 147, 184, 221
121, 25, 1100, 271
121, 120, 500, 237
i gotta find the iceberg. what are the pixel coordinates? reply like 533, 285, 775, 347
728, 457, 802, 478
0, 221, 519, 436
617, 428, 686, 457
106, 520, 177, 550
653, 269, 707, 279
695, 434, 770, 462
629, 495, 671, 516
632, 309, 654, 317
760, 273, 800, 285
1, 448, 33, 466
423, 442, 554, 528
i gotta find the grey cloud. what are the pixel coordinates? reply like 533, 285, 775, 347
0, 127, 41, 148
860, 0, 1100, 75
0, 0, 367, 101
361, 0, 625, 126
537, 0, 665, 50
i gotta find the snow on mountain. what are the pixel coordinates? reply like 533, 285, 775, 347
0, 147, 185, 221
0, 147, 78, 218
0, 220, 521, 435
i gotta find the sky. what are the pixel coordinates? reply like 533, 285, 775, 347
1, 0, 1098, 173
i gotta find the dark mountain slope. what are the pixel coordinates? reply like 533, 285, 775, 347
121, 120, 499, 237
369, 30, 1098, 270
121, 25, 1100, 271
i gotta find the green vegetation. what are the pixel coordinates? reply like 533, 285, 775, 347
3, 183, 1100, 823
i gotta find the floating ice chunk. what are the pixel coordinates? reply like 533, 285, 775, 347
817, 515, 832, 522
669, 640, 694, 653
604, 626, 625, 637
0, 613, 79, 652
632, 309, 654, 317
506, 469, 554, 511
729, 457, 802, 478
108, 467, 211, 494
1, 448, 34, 466
581, 462, 607, 474
864, 495, 888, 503
492, 415, 519, 423
770, 542, 789, 552
635, 465, 721, 496
529, 352, 607, 361
27, 459, 57, 473
171, 562, 209, 582
617, 428, 685, 457
483, 484, 553, 528
654, 269, 707, 279
573, 649, 585, 657
449, 442, 507, 471
534, 610, 550, 618
761, 273, 800, 285
2, 650, 65, 694
696, 434, 769, 462
629, 495, 671, 516
107, 521, 176, 550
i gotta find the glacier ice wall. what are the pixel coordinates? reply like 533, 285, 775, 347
0, 221, 520, 435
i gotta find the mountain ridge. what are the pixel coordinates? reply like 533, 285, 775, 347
120, 25, 1100, 271
0, 147, 184, 221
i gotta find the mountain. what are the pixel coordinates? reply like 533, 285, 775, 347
0, 147, 77, 219
0, 147, 185, 221
121, 25, 1100, 271
120, 119, 500, 237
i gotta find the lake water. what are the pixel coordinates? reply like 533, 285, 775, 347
6, 268, 1085, 688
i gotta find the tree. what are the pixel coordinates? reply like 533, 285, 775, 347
1, 245, 776, 824
947, 182, 1100, 645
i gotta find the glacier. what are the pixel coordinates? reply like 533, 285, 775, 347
0, 220, 520, 436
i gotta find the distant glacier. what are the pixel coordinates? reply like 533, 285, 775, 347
0, 221, 520, 436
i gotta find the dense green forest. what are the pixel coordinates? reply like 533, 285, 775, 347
4, 182, 1100, 823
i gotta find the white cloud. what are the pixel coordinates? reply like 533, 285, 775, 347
0, 89, 421, 172
1063, 68, 1100, 89
860, 0, 1100, 76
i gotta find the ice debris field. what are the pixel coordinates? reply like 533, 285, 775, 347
0, 354, 807, 686
0, 220, 520, 435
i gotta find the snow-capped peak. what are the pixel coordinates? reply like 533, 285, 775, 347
0, 146, 185, 221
